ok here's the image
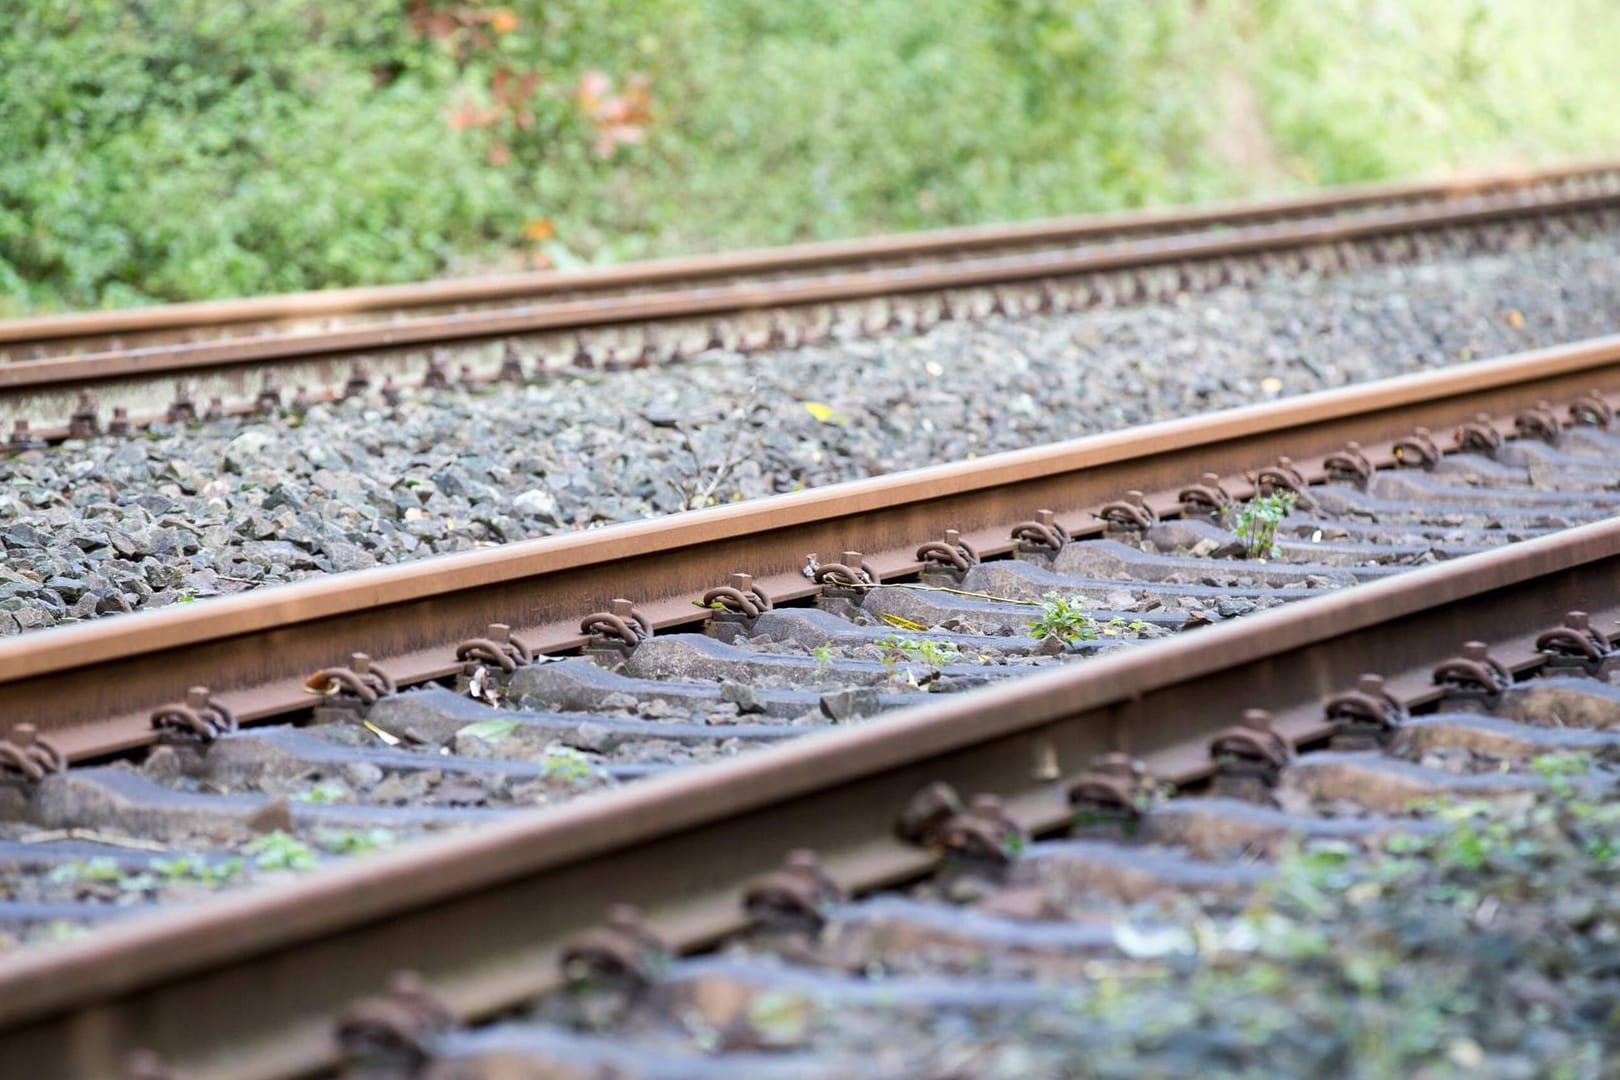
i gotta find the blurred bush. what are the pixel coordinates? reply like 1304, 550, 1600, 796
3, 0, 1617, 314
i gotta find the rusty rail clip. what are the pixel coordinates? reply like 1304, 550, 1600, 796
1569, 391, 1613, 428
1513, 400, 1563, 443
897, 784, 1026, 866
255, 377, 282, 414
813, 551, 877, 596
915, 529, 980, 581
1392, 426, 1442, 468
306, 653, 398, 707
895, 780, 965, 846
1454, 413, 1504, 453
151, 686, 239, 743
1536, 611, 1615, 678
1068, 753, 1154, 830
1010, 509, 1069, 559
335, 971, 455, 1074
455, 623, 535, 674
561, 904, 669, 992
1251, 456, 1309, 496
498, 341, 525, 382
0, 724, 66, 783
68, 392, 100, 438
702, 573, 773, 643
1209, 709, 1293, 801
1097, 490, 1157, 533
1177, 474, 1233, 519
702, 573, 773, 619
422, 353, 450, 389
743, 849, 845, 935
580, 600, 654, 663
166, 382, 196, 424
5, 419, 45, 453
1323, 441, 1374, 486
1325, 674, 1407, 749
1432, 642, 1511, 703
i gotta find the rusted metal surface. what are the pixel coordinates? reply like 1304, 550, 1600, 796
5, 158, 1615, 353
5, 333, 1620, 759
0, 513, 1615, 1078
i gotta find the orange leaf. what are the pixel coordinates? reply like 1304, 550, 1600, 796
521, 218, 556, 242
485, 7, 519, 33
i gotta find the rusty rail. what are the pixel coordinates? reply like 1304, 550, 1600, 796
5, 156, 1616, 355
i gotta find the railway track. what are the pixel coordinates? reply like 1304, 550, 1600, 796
4, 158, 1620, 440
1, 332, 1619, 1075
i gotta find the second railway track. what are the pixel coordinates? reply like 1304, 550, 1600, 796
2, 331, 1620, 1074
5, 158, 1620, 439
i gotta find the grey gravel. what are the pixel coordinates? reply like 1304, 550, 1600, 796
4, 228, 1620, 635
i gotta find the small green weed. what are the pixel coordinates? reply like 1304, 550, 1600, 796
812, 643, 836, 672
314, 827, 399, 856
1227, 491, 1298, 559
1027, 592, 1099, 644
47, 857, 124, 886
538, 745, 594, 784
877, 634, 960, 671
291, 781, 347, 805
150, 855, 245, 887
245, 831, 318, 872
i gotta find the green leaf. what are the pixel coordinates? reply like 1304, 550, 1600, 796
457, 718, 521, 742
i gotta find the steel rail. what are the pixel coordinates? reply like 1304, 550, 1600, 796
2, 510, 1616, 1078
6, 332, 1620, 758
4, 183, 1618, 405
3, 156, 1616, 352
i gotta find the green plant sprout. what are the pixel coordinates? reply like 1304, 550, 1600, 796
538, 745, 594, 784
314, 827, 399, 856
150, 855, 245, 887
877, 634, 960, 671
812, 643, 836, 671
1228, 491, 1298, 559
1027, 592, 1099, 644
245, 831, 319, 872
291, 780, 347, 805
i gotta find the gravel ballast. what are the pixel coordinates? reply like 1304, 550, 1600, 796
3, 229, 1619, 636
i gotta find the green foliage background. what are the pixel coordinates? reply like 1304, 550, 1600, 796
3, 0, 1618, 314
